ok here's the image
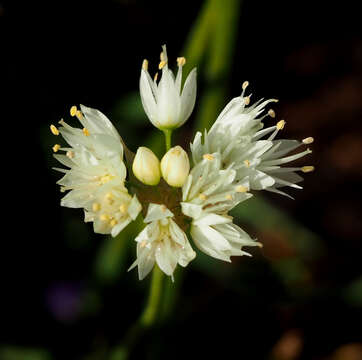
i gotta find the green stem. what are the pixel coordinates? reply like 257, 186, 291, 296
139, 265, 164, 327
163, 129, 172, 152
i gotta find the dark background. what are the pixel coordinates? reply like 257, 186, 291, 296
2, 0, 362, 359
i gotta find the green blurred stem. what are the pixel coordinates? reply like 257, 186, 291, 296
139, 265, 164, 327
163, 129, 172, 152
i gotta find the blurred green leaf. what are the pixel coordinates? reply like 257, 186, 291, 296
0, 347, 52, 360
94, 216, 143, 285
343, 277, 362, 307
231, 195, 324, 261
112, 92, 145, 126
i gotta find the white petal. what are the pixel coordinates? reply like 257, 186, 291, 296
179, 68, 197, 126
144, 203, 174, 223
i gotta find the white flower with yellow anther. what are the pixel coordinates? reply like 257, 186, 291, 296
128, 204, 196, 280
132, 147, 161, 186
161, 145, 190, 187
189, 83, 314, 194
51, 104, 142, 235
180, 152, 261, 262
139, 45, 197, 130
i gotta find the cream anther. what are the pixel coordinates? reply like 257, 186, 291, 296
303, 137, 314, 144
236, 185, 248, 193
242, 81, 249, 90
244, 160, 250, 167
177, 57, 186, 66
66, 150, 74, 159
277, 120, 286, 130
244, 96, 250, 105
199, 193, 207, 201
268, 109, 276, 118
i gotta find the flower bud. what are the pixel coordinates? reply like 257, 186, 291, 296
132, 147, 161, 186
161, 146, 190, 187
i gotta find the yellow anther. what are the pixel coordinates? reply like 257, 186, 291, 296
110, 219, 117, 227
52, 144, 61, 152
177, 57, 186, 67
140, 240, 147, 248
199, 193, 207, 201
301, 166, 315, 173
92, 203, 101, 212
203, 154, 214, 161
154, 72, 158, 82
82, 128, 90, 136
50, 124, 59, 135
119, 203, 127, 214
277, 120, 286, 130
268, 109, 276, 118
242, 81, 249, 90
158, 60, 167, 70
225, 194, 233, 200
244, 96, 250, 105
100, 175, 113, 184
70, 106, 77, 117
303, 137, 314, 144
244, 160, 250, 167
236, 185, 248, 193
105, 192, 114, 204
76, 110, 83, 119
100, 214, 110, 222
161, 205, 167, 213
66, 150, 74, 159
142, 59, 148, 71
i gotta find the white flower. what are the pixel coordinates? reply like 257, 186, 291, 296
181, 152, 261, 262
132, 147, 161, 186
161, 145, 190, 187
139, 45, 197, 130
128, 204, 196, 280
189, 83, 314, 195
52, 104, 142, 236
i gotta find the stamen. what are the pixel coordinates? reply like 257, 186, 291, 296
82, 128, 90, 136
66, 150, 74, 159
100, 214, 110, 222
199, 193, 207, 201
142, 59, 148, 71
159, 60, 167, 70
203, 154, 214, 161
60, 187, 66, 193
105, 192, 113, 204
303, 137, 314, 144
140, 240, 147, 248
276, 120, 286, 130
242, 81, 249, 90
225, 194, 233, 200
244, 160, 250, 167
100, 175, 113, 184
236, 185, 248, 193
301, 166, 315, 173
50, 124, 59, 135
268, 109, 276, 118
110, 219, 117, 227
161, 205, 167, 213
92, 203, 101, 212
52, 144, 61, 152
76, 110, 83, 119
244, 96, 251, 105
154, 72, 158, 82
70, 106, 77, 117
177, 57, 186, 67
119, 203, 127, 214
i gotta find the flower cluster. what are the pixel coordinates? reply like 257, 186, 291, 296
51, 45, 314, 280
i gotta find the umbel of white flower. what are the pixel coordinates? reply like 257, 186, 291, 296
139, 45, 197, 130
51, 46, 314, 281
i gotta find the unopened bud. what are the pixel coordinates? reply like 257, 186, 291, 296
132, 147, 161, 186
161, 146, 190, 187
